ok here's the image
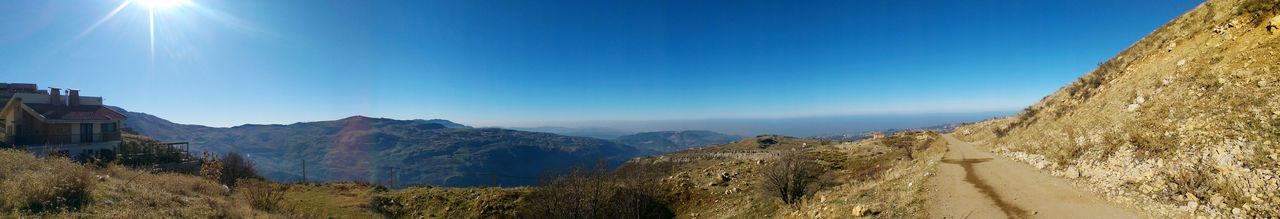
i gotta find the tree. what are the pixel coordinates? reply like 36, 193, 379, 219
219, 151, 260, 186
760, 151, 826, 205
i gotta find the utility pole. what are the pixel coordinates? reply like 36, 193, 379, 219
388, 167, 398, 189
301, 159, 307, 183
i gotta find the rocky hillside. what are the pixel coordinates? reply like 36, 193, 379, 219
623, 132, 944, 218
954, 0, 1280, 217
616, 130, 741, 152
111, 107, 643, 187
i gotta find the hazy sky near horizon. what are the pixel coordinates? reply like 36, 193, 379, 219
1, 0, 1202, 127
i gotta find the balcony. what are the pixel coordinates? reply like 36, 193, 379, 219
13, 132, 122, 146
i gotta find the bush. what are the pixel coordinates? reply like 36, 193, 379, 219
760, 151, 827, 205
0, 149, 95, 214
1239, 0, 1280, 25
519, 161, 674, 219
234, 178, 284, 212
884, 134, 918, 160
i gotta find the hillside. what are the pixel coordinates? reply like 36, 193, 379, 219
618, 132, 945, 218
112, 107, 643, 187
616, 130, 741, 152
953, 0, 1280, 217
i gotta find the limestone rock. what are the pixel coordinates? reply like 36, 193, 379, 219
852, 205, 868, 217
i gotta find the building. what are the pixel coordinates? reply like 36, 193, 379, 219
0, 83, 127, 156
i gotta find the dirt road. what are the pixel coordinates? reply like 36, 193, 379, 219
925, 134, 1141, 219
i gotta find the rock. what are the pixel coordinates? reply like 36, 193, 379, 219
1269, 15, 1280, 33
1127, 104, 1140, 112
1136, 96, 1145, 104
1178, 59, 1186, 66
852, 205, 868, 217
1063, 166, 1080, 179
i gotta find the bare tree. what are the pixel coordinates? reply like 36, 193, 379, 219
760, 151, 826, 205
220, 151, 260, 186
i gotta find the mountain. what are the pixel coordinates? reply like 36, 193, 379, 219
953, 0, 1280, 216
507, 126, 632, 140
111, 107, 643, 187
616, 130, 741, 152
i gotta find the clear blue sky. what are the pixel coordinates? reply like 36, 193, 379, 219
1, 0, 1202, 127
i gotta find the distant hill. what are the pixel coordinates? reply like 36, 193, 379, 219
508, 126, 632, 140
616, 130, 740, 152
111, 107, 642, 187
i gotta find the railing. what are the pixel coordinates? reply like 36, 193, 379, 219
13, 132, 122, 145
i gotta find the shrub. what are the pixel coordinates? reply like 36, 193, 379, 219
0, 149, 95, 214
760, 151, 826, 205
1238, 0, 1280, 25
757, 138, 779, 149
519, 161, 674, 219
234, 178, 284, 212
884, 134, 918, 160
197, 151, 224, 183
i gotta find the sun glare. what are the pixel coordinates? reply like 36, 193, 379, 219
134, 0, 190, 9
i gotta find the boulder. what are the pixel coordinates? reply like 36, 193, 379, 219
852, 205, 868, 217
1268, 15, 1280, 33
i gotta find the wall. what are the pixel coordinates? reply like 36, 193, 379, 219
78, 96, 103, 106
10, 93, 49, 104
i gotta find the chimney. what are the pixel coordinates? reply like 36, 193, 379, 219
68, 89, 80, 107
49, 87, 62, 106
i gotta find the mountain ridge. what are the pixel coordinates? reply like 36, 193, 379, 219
110, 106, 643, 187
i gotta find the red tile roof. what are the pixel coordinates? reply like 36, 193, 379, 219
24, 103, 127, 121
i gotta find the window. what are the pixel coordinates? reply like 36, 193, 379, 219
101, 123, 117, 133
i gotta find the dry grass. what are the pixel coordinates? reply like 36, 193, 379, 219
372, 186, 529, 218
279, 183, 383, 218
0, 149, 95, 214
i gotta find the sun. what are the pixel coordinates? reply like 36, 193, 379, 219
133, 0, 191, 9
